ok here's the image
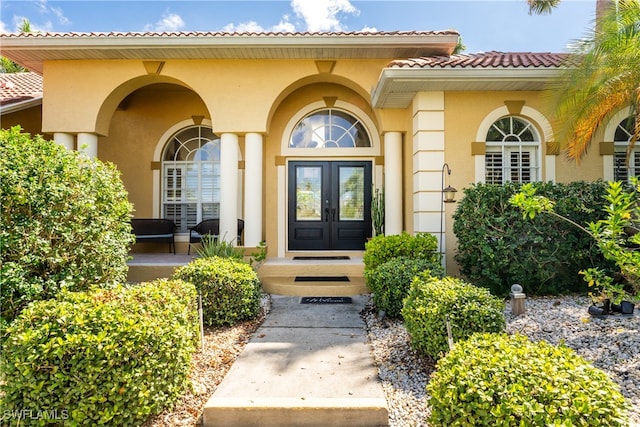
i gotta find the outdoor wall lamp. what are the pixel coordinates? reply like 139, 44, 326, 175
440, 163, 457, 257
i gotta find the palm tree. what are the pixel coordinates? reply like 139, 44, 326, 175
1, 19, 32, 73
548, 0, 640, 161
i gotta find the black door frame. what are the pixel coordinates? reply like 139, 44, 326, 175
287, 160, 372, 251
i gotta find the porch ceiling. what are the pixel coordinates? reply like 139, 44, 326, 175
0, 30, 460, 75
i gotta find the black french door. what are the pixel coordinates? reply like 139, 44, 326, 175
288, 161, 372, 250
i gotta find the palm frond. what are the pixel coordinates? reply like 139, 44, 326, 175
527, 0, 561, 15
547, 0, 640, 162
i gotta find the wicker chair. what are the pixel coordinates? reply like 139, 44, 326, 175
188, 219, 244, 254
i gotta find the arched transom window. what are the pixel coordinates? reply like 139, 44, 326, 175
614, 116, 639, 182
289, 108, 371, 148
162, 125, 220, 232
485, 116, 541, 184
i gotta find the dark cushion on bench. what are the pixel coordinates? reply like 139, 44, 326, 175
131, 219, 176, 254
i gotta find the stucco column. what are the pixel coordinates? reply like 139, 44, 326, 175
53, 132, 75, 150
244, 133, 263, 247
384, 131, 403, 235
77, 133, 98, 158
220, 133, 239, 245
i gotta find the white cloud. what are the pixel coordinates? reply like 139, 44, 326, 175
271, 16, 296, 33
291, 0, 359, 32
145, 12, 185, 32
360, 25, 378, 33
0, 21, 8, 34
221, 0, 358, 34
222, 20, 264, 33
50, 6, 70, 26
223, 14, 296, 33
35, 0, 71, 27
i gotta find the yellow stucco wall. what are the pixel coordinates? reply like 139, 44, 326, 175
33, 57, 610, 260
40, 58, 387, 255
1, 105, 51, 139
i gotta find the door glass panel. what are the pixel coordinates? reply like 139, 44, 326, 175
339, 166, 364, 221
296, 166, 322, 221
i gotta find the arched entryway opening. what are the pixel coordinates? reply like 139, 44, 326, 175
98, 81, 211, 221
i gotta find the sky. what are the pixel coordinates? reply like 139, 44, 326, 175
0, 0, 598, 53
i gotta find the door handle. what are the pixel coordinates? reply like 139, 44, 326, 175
331, 208, 336, 221
325, 208, 330, 221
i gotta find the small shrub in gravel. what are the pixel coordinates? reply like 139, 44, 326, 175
0, 279, 199, 426
402, 274, 505, 360
363, 232, 439, 272
174, 256, 261, 326
427, 332, 628, 426
364, 256, 444, 318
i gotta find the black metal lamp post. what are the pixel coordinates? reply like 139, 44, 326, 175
440, 163, 457, 257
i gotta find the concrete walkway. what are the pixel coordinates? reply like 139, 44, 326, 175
203, 294, 389, 427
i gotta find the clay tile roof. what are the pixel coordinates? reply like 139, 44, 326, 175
0, 29, 460, 39
388, 51, 575, 68
0, 72, 43, 106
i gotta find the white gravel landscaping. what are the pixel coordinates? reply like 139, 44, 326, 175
362, 294, 640, 427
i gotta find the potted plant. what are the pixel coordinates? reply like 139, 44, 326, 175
371, 185, 384, 237
583, 268, 634, 315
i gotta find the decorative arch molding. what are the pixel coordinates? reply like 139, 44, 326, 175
475, 105, 554, 143
266, 74, 373, 134
603, 108, 634, 141
280, 100, 381, 157
151, 119, 244, 219
95, 75, 200, 136
474, 104, 555, 183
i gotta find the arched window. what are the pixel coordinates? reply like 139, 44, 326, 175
485, 116, 541, 184
162, 125, 220, 232
289, 108, 371, 148
613, 116, 639, 182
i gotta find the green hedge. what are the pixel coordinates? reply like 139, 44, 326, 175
402, 274, 505, 360
0, 279, 199, 426
174, 257, 262, 326
0, 127, 134, 332
453, 181, 615, 297
363, 232, 439, 272
364, 257, 444, 318
427, 333, 628, 426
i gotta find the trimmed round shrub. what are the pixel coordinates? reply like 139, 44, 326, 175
363, 232, 439, 272
0, 127, 134, 331
364, 256, 444, 318
0, 279, 199, 426
427, 333, 628, 426
174, 256, 261, 326
402, 274, 505, 360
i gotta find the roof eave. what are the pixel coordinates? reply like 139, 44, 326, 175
0, 32, 460, 74
371, 67, 565, 108
0, 96, 43, 115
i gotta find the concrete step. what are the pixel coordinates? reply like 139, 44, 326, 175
257, 256, 367, 296
260, 276, 367, 296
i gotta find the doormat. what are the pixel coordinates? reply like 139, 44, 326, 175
294, 276, 350, 282
292, 256, 350, 260
300, 297, 353, 304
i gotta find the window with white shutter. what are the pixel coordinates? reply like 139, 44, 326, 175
485, 116, 540, 184
162, 126, 220, 233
